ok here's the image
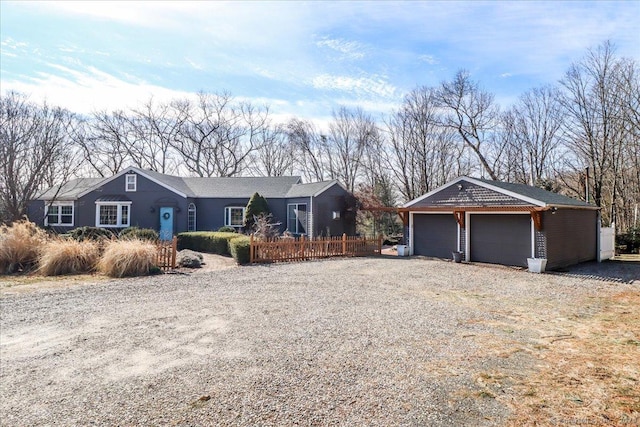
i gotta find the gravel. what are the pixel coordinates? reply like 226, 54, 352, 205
0, 256, 636, 426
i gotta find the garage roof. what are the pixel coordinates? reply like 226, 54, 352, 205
404, 176, 597, 210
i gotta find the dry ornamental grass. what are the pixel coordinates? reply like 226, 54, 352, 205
0, 220, 48, 273
97, 239, 159, 277
38, 238, 100, 276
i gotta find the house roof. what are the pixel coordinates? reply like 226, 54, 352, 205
36, 167, 346, 201
182, 176, 302, 198
37, 178, 104, 200
404, 176, 597, 210
286, 180, 342, 198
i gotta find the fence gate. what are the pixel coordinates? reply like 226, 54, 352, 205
599, 223, 615, 261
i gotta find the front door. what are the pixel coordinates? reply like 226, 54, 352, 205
159, 207, 174, 241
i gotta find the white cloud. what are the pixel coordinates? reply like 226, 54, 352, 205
418, 55, 439, 65
311, 74, 397, 99
315, 37, 366, 60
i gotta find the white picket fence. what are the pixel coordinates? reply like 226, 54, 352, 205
599, 223, 615, 261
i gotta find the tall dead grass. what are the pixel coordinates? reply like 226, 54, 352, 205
97, 239, 158, 277
0, 220, 48, 274
38, 238, 100, 276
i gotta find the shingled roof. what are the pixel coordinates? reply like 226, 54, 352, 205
36, 167, 339, 200
405, 176, 597, 209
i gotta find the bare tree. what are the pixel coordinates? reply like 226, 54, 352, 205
385, 86, 466, 201
249, 124, 295, 176
0, 92, 80, 223
559, 41, 629, 226
287, 118, 329, 182
173, 92, 267, 177
79, 110, 133, 177
437, 70, 501, 180
501, 85, 564, 185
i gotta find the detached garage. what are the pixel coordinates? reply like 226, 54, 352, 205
401, 177, 600, 270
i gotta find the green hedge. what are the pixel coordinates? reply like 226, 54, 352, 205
177, 232, 239, 255
119, 227, 159, 241
229, 236, 251, 265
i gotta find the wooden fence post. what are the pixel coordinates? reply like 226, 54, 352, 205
378, 234, 383, 255
250, 233, 255, 263
171, 236, 177, 268
342, 233, 347, 255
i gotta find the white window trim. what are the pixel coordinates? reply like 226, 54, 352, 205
224, 206, 245, 228
45, 202, 74, 226
188, 203, 197, 231
125, 174, 137, 192
287, 203, 308, 235
95, 201, 132, 228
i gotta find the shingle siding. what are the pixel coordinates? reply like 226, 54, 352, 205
543, 209, 597, 269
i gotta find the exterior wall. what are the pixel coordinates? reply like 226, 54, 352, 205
308, 184, 357, 237
195, 197, 289, 232
411, 181, 530, 208
77, 172, 189, 233
543, 209, 597, 269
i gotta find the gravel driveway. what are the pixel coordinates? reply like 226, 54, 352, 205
1, 257, 636, 426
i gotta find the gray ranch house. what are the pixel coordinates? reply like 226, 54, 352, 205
28, 167, 357, 239
401, 176, 600, 270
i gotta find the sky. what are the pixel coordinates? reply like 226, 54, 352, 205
1, 1, 639, 127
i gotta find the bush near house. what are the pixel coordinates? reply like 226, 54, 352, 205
68, 226, 115, 242
217, 226, 237, 233
177, 232, 239, 255
119, 227, 159, 241
616, 227, 640, 254
97, 239, 159, 277
39, 239, 100, 276
0, 220, 48, 274
229, 236, 251, 265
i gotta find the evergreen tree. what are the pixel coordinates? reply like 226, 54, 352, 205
244, 192, 270, 230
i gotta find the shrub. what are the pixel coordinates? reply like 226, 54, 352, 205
177, 249, 204, 268
119, 227, 159, 241
217, 226, 236, 233
244, 192, 270, 230
69, 226, 115, 242
97, 239, 158, 277
39, 239, 99, 276
177, 232, 238, 255
616, 227, 640, 254
229, 236, 251, 264
0, 220, 48, 274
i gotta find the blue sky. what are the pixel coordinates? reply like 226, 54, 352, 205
1, 1, 639, 126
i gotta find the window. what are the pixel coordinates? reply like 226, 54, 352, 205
188, 203, 196, 231
95, 202, 131, 227
45, 203, 74, 226
224, 206, 245, 228
287, 203, 307, 235
125, 174, 137, 192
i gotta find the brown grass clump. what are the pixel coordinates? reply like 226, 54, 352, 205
0, 220, 48, 274
97, 239, 158, 278
38, 238, 100, 276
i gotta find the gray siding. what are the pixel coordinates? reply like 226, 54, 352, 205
411, 181, 530, 208
309, 183, 356, 237
543, 209, 597, 270
413, 214, 458, 258
77, 172, 189, 232
195, 197, 288, 232
469, 214, 531, 267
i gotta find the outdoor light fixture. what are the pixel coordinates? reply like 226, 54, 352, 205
149, 207, 155, 213
457, 183, 463, 191
551, 207, 558, 214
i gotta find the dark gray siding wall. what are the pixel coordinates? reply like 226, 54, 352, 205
411, 181, 530, 208
26, 200, 46, 227
412, 214, 458, 258
309, 184, 356, 237
195, 197, 288, 232
469, 214, 531, 267
77, 172, 188, 232
543, 209, 597, 269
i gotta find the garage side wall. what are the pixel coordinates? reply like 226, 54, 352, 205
543, 209, 597, 270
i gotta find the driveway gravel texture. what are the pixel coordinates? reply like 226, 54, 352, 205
0, 256, 636, 426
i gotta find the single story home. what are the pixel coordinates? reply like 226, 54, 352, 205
400, 176, 600, 270
28, 167, 357, 239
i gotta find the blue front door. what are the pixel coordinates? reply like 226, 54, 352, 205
159, 207, 174, 241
